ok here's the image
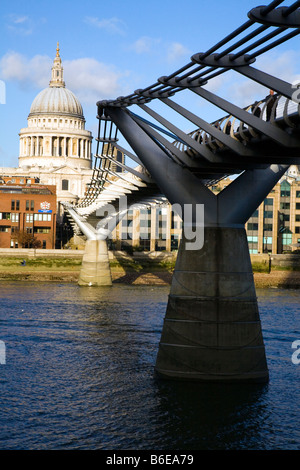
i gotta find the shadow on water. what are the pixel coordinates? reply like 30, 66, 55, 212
153, 377, 269, 450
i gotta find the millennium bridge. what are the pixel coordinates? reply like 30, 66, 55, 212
63, 0, 300, 383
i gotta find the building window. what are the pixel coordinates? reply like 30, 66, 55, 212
26, 200, 29, 211
280, 202, 290, 210
0, 226, 9, 232
296, 215, 300, 222
0, 213, 11, 220
283, 214, 290, 222
34, 227, 50, 234
34, 213, 51, 221
247, 236, 258, 243
11, 213, 19, 222
62, 179, 69, 191
264, 211, 273, 219
16, 200, 20, 211
26, 214, 33, 223
295, 227, 300, 234
296, 203, 300, 210
282, 232, 292, 245
280, 180, 291, 197
296, 191, 300, 198
31, 200, 34, 211
247, 223, 258, 231
11, 200, 15, 210
264, 198, 273, 206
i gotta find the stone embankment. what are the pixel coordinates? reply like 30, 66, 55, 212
0, 249, 299, 288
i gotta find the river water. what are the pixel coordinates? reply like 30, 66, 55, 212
0, 282, 299, 450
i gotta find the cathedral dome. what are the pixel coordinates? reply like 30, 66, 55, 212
28, 42, 84, 120
19, 43, 93, 174
29, 86, 84, 119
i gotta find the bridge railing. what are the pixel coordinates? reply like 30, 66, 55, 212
175, 93, 300, 155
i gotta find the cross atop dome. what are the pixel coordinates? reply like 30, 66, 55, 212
49, 42, 65, 88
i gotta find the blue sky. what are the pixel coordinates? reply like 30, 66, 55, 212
1, 0, 300, 168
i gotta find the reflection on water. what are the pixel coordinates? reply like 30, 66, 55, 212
0, 282, 299, 450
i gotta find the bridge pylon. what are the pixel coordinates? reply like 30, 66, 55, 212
106, 105, 290, 382
155, 226, 268, 382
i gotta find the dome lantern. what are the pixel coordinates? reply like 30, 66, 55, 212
49, 42, 65, 88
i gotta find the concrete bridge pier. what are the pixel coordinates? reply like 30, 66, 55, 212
78, 238, 112, 286
65, 204, 127, 286
155, 225, 268, 382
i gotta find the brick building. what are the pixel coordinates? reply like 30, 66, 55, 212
0, 176, 56, 249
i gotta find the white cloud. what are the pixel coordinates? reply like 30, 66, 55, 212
84, 16, 126, 35
0, 51, 130, 104
0, 52, 51, 89
167, 42, 190, 63
130, 36, 161, 54
13, 15, 29, 24
64, 58, 128, 103
5, 14, 33, 35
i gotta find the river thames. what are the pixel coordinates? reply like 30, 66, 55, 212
0, 281, 299, 450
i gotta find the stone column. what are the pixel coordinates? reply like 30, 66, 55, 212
166, 204, 172, 252
155, 226, 269, 383
63, 137, 67, 157
150, 206, 157, 251
78, 239, 112, 286
132, 209, 140, 248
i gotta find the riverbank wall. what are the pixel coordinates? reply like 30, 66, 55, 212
0, 249, 299, 288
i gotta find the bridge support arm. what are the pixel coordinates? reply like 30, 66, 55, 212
106, 106, 217, 225
218, 164, 289, 226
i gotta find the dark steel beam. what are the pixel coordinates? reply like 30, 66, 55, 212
129, 113, 205, 167
160, 97, 259, 157
235, 65, 295, 99
103, 154, 152, 183
112, 142, 143, 166
138, 104, 221, 163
